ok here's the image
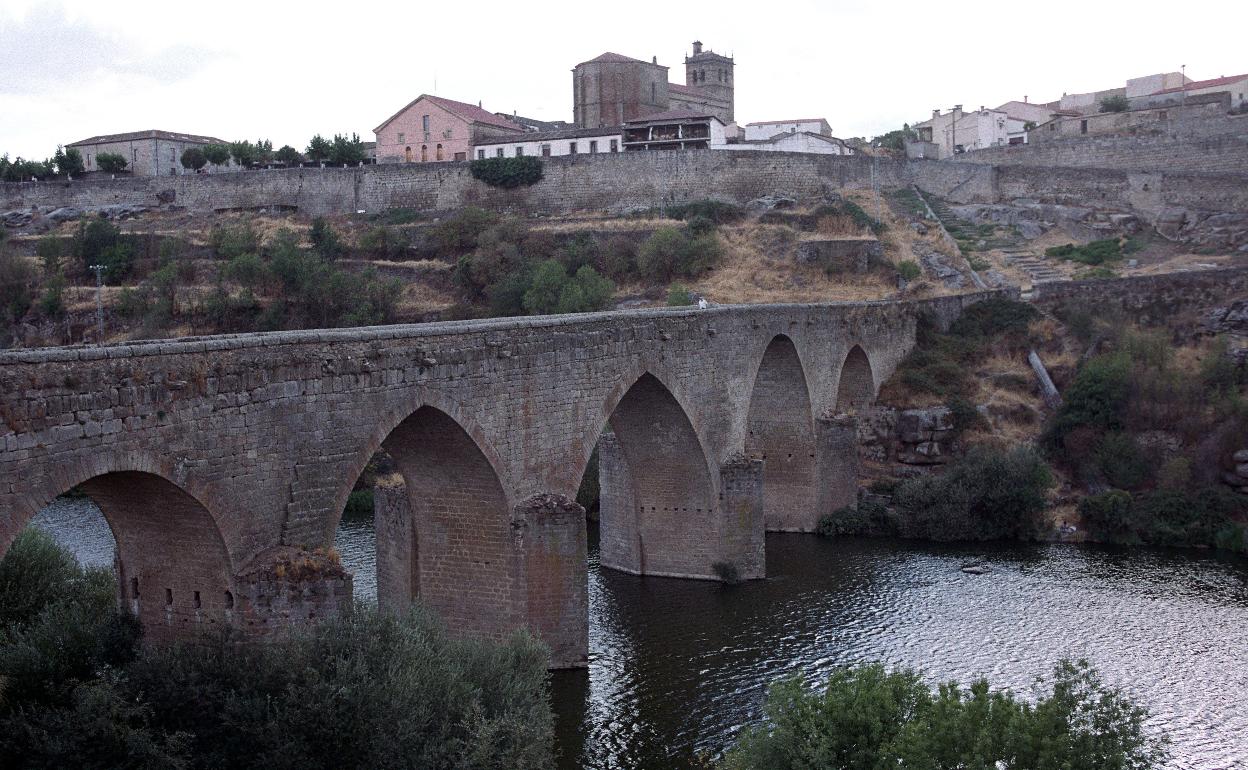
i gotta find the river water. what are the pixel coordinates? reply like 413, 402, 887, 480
29, 499, 1248, 769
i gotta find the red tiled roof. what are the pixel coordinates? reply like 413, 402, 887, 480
67, 129, 227, 146
1153, 73, 1248, 94
373, 94, 525, 134
669, 83, 700, 95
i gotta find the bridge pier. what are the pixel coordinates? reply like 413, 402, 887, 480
816, 414, 861, 519
598, 433, 765, 581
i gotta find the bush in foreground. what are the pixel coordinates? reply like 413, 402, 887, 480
0, 528, 555, 769
722, 659, 1167, 769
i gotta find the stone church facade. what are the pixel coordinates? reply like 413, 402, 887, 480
572, 41, 734, 128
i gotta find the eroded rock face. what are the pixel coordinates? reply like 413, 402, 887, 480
795, 239, 881, 273
1, 210, 32, 228
913, 245, 965, 288
1157, 208, 1248, 251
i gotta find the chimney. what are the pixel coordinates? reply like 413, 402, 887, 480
979, 105, 985, 112
692, 40, 703, 54
652, 55, 657, 64
933, 109, 940, 118
1024, 95, 1029, 103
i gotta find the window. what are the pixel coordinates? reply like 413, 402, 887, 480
405, 146, 412, 162
589, 140, 598, 154
453, 151, 466, 161
398, 132, 405, 143
569, 142, 578, 155
1049, 123, 1056, 131
165, 588, 173, 606
421, 145, 428, 162
170, 148, 175, 161
422, 115, 430, 133
541, 144, 551, 157
516, 147, 524, 156
1080, 120, 1088, 134
477, 149, 485, 159
496, 148, 504, 157
436, 143, 443, 160
610, 139, 618, 152
1158, 110, 1169, 121
193, 591, 201, 609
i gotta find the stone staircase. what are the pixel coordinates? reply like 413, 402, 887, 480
1000, 247, 1064, 284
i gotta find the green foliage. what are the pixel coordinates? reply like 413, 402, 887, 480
95, 152, 127, 173
871, 123, 917, 152
1095, 431, 1151, 490
201, 144, 231, 167
328, 133, 367, 165
665, 199, 743, 225
636, 226, 721, 283
208, 221, 260, 259
1043, 353, 1132, 453
359, 225, 406, 259
369, 207, 423, 226
51, 145, 84, 177
0, 532, 556, 769
0, 154, 52, 182
343, 489, 373, 520
431, 207, 499, 255
1201, 335, 1246, 395
179, 147, 206, 171
893, 446, 1053, 541
73, 218, 135, 280
667, 283, 694, 306
469, 156, 544, 188
309, 217, 344, 259
897, 260, 921, 281
38, 272, 66, 318
228, 140, 260, 168
1100, 94, 1131, 113
1046, 238, 1123, 265
815, 499, 898, 537
1080, 487, 1247, 552
35, 237, 65, 276
305, 134, 332, 162
522, 260, 614, 316
723, 659, 1166, 770
950, 297, 1039, 338
274, 144, 303, 166
0, 251, 35, 336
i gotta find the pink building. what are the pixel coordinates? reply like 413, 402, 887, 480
373, 94, 525, 164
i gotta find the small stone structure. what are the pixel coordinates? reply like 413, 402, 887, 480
795, 238, 881, 273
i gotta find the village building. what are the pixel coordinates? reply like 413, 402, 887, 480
1030, 93, 1234, 142
472, 126, 623, 158
910, 106, 1015, 158
743, 118, 833, 141
572, 41, 734, 129
373, 94, 525, 164
1148, 73, 1248, 111
67, 129, 231, 177
622, 110, 727, 151
723, 131, 853, 155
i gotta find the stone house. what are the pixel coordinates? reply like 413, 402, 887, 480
67, 129, 232, 177
1029, 95, 1232, 143
911, 106, 1014, 158
722, 130, 853, 155
373, 94, 525, 164
1148, 73, 1248, 111
472, 126, 623, 159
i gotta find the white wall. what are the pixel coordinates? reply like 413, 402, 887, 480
743, 120, 829, 140
721, 132, 850, 155
473, 132, 623, 159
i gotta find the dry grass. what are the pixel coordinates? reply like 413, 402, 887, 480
531, 217, 681, 233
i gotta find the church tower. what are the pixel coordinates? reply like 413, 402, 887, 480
683, 41, 734, 123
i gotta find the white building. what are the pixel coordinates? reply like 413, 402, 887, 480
722, 131, 853, 155
622, 110, 728, 151
743, 118, 832, 141
911, 106, 1012, 158
472, 127, 623, 158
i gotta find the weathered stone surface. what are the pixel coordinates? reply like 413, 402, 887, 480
795, 238, 881, 273
0, 291, 1014, 666
45, 206, 83, 223
1, 210, 31, 228
745, 194, 797, 210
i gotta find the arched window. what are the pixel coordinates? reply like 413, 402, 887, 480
650, 82, 656, 103
436, 144, 443, 161
404, 146, 412, 162
421, 145, 428, 162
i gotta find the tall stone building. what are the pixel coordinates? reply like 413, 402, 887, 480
572, 41, 734, 128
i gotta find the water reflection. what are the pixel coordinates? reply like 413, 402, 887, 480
27, 500, 1248, 770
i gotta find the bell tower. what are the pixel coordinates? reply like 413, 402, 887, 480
684, 40, 734, 123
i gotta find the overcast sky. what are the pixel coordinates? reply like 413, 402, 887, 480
2, 0, 1245, 158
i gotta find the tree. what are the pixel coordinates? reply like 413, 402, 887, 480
1100, 94, 1130, 113
275, 144, 303, 166
96, 152, 127, 173
255, 138, 274, 165
201, 143, 232, 169
328, 133, 366, 165
872, 124, 916, 152
52, 146, 84, 177
179, 147, 207, 172
229, 140, 258, 168
306, 134, 332, 163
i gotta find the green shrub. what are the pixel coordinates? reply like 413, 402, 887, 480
359, 225, 405, 259
223, 252, 268, 291
1100, 94, 1131, 113
309, 217, 344, 259
35, 237, 65, 276
893, 446, 1053, 541
667, 283, 694, 306
208, 221, 259, 259
665, 199, 743, 224
1043, 353, 1132, 452
430, 207, 499, 254
521, 260, 614, 316
1095, 432, 1151, 489
1046, 238, 1122, 265
636, 227, 721, 283
815, 500, 898, 537
38, 273, 66, 318
369, 208, 423, 226
896, 260, 921, 281
722, 659, 1166, 770
1078, 490, 1137, 541
1080, 487, 1247, 551
949, 297, 1038, 339
469, 156, 544, 188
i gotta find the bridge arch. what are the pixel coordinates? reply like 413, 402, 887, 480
347, 398, 517, 639
746, 335, 817, 531
591, 371, 719, 578
5, 464, 233, 642
835, 344, 876, 413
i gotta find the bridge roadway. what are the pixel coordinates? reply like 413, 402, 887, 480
0, 292, 999, 667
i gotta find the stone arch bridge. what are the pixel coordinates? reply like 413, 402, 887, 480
0, 293, 998, 667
